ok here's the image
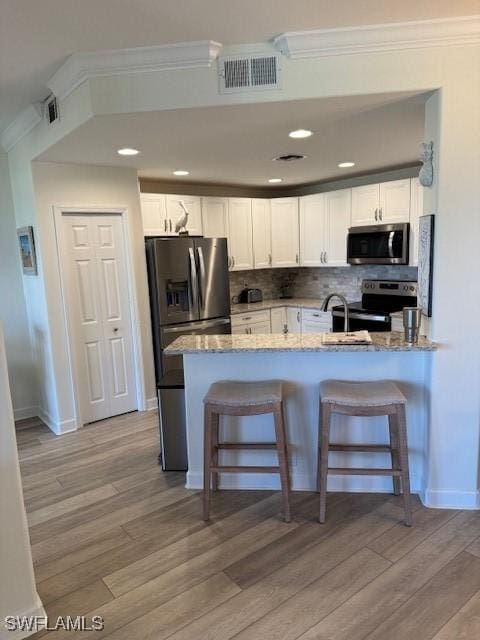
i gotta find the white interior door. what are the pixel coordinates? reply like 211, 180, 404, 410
60, 214, 137, 424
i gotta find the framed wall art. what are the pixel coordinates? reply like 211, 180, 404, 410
418, 214, 435, 317
17, 226, 38, 275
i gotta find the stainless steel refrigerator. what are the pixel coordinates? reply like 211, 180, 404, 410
145, 237, 231, 470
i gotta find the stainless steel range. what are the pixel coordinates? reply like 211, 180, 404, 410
332, 280, 417, 332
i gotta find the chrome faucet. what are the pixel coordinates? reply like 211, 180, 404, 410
321, 293, 349, 332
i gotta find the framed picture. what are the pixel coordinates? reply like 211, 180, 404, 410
418, 214, 435, 317
17, 226, 38, 275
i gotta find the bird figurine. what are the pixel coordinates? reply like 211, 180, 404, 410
175, 200, 190, 235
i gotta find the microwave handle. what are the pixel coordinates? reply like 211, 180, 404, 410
388, 231, 395, 259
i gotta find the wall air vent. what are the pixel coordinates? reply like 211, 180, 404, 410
45, 96, 59, 125
219, 54, 281, 94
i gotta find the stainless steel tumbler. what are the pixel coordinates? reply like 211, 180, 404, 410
403, 307, 422, 343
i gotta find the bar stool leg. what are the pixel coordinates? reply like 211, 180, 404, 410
211, 412, 220, 492
203, 404, 214, 521
388, 414, 401, 496
395, 403, 413, 527
318, 403, 332, 524
273, 402, 291, 523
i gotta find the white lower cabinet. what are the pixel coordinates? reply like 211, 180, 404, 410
270, 307, 287, 333
301, 308, 332, 333
286, 307, 302, 334
231, 310, 271, 334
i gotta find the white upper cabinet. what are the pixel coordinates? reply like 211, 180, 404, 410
271, 198, 300, 268
300, 194, 325, 267
379, 179, 411, 223
351, 184, 380, 227
324, 189, 351, 266
351, 179, 410, 226
201, 197, 228, 238
227, 198, 253, 271
251, 199, 272, 269
409, 177, 423, 267
165, 195, 203, 236
140, 193, 168, 235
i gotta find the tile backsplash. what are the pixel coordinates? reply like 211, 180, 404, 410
229, 266, 418, 303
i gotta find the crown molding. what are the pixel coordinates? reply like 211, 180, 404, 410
0, 104, 42, 152
47, 40, 223, 100
273, 15, 480, 58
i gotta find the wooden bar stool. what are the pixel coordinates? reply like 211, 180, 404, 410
203, 380, 291, 522
317, 380, 412, 526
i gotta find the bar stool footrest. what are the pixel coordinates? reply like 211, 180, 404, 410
217, 442, 278, 450
210, 465, 280, 474
328, 467, 401, 476
329, 444, 392, 453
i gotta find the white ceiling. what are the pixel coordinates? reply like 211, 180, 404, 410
38, 92, 427, 187
1, 0, 478, 135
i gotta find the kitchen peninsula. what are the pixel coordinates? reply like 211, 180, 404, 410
165, 331, 436, 498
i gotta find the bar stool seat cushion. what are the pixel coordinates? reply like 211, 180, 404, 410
204, 380, 282, 407
320, 380, 406, 406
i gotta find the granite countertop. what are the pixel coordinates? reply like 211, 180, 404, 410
164, 331, 437, 355
231, 297, 326, 314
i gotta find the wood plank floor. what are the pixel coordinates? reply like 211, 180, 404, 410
16, 411, 480, 640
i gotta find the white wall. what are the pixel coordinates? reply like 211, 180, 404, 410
0, 153, 36, 417
29, 162, 156, 432
0, 325, 44, 640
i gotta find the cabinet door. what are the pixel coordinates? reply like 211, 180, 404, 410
140, 194, 167, 235
351, 184, 379, 226
301, 320, 331, 334
249, 320, 271, 334
299, 194, 325, 267
409, 177, 423, 266
227, 198, 253, 271
271, 198, 300, 268
231, 323, 249, 335
165, 195, 203, 236
270, 307, 287, 333
286, 307, 302, 334
201, 197, 228, 238
252, 199, 272, 269
324, 189, 351, 266
379, 179, 411, 223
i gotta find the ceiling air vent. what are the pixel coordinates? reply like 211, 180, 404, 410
44, 96, 59, 125
219, 54, 281, 94
274, 154, 306, 162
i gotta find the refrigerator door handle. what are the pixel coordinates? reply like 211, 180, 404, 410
188, 248, 198, 310
163, 318, 231, 333
197, 246, 206, 310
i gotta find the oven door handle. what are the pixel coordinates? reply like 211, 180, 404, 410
388, 231, 395, 259
332, 310, 389, 323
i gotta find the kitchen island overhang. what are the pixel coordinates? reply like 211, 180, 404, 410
165, 332, 436, 498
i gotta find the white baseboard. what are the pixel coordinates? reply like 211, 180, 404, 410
13, 406, 38, 421
0, 593, 46, 640
146, 396, 158, 411
37, 408, 78, 436
420, 488, 480, 510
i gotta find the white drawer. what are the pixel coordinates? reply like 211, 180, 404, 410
231, 310, 270, 327
301, 308, 331, 323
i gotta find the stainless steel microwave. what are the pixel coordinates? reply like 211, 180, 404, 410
347, 223, 410, 265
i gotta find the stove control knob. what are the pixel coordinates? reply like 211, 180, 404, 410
410, 286, 415, 291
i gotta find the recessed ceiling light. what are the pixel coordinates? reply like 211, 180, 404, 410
289, 129, 313, 139
173, 170, 190, 176
338, 161, 355, 168
268, 178, 283, 183
117, 147, 139, 156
